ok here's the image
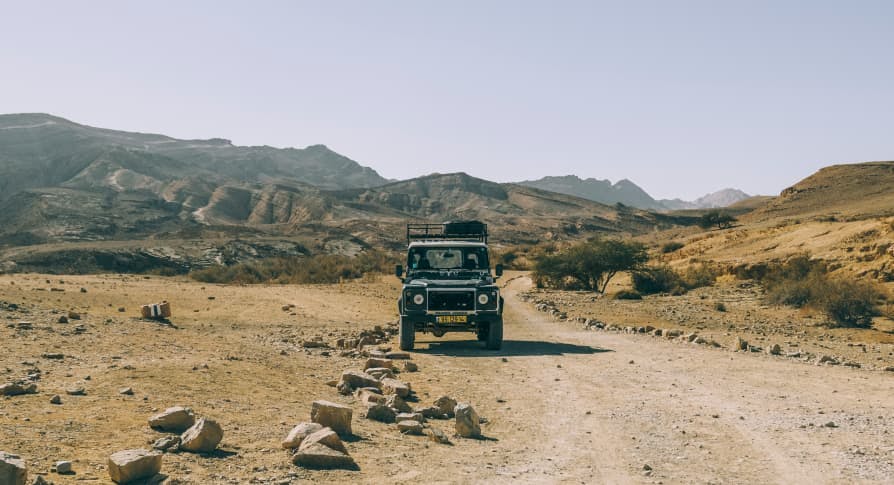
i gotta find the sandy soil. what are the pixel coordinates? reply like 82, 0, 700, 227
2, 273, 893, 484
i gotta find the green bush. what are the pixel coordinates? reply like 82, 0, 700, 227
613, 289, 643, 300
699, 210, 736, 230
632, 265, 684, 295
661, 241, 685, 253
533, 238, 648, 293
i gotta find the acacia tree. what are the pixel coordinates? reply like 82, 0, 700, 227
533, 238, 648, 293
699, 210, 736, 230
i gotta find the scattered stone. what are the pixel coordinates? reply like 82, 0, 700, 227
0, 451, 27, 485
454, 403, 481, 438
380, 378, 411, 398
118, 307, 126, 313
67, 312, 80, 320
403, 361, 418, 372
301, 340, 328, 349
1, 382, 37, 396
149, 407, 196, 432
152, 435, 181, 452
417, 406, 447, 419
824, 421, 838, 428
652, 328, 663, 337
386, 395, 413, 414
338, 371, 381, 395
33, 475, 50, 485
299, 427, 348, 454
397, 420, 424, 435
365, 367, 394, 380
282, 423, 324, 449
57, 316, 69, 324
434, 396, 458, 418
884, 366, 894, 372
65, 386, 86, 396
282, 305, 291, 311
396, 412, 424, 423
179, 418, 223, 453
79, 287, 87, 293
363, 358, 394, 371
356, 388, 385, 406
55, 461, 73, 474
736, 337, 748, 351
385, 351, 411, 360
426, 427, 451, 444
107, 449, 162, 484
818, 355, 839, 365
364, 403, 397, 423
291, 443, 357, 470
665, 329, 682, 338
311, 400, 353, 436
693, 336, 708, 345
50, 395, 62, 405
768, 344, 782, 356
119, 387, 134, 395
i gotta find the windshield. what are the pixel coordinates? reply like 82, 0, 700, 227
408, 246, 489, 271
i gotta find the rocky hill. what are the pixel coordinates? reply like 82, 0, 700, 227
519, 175, 750, 211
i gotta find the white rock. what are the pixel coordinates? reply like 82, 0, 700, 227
179, 418, 223, 453
107, 449, 162, 484
311, 400, 353, 436
454, 403, 481, 438
149, 407, 195, 432
282, 422, 324, 449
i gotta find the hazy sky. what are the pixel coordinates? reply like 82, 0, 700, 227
2, 1, 892, 200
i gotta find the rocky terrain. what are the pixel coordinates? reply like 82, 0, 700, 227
2, 272, 893, 484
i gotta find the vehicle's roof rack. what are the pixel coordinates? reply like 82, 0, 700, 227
407, 221, 488, 244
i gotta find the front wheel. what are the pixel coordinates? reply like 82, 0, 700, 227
485, 317, 503, 350
399, 317, 415, 351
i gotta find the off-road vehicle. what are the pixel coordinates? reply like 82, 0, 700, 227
395, 221, 504, 351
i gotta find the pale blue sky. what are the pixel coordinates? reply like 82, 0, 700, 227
2, 1, 892, 199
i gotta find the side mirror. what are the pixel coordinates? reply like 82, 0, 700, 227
395, 265, 404, 278
495, 264, 504, 277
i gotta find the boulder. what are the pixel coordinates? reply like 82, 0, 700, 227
386, 395, 412, 414
363, 358, 394, 371
403, 362, 419, 372
311, 400, 353, 436
396, 412, 424, 423
107, 449, 162, 484
299, 427, 347, 454
0, 451, 27, 485
66, 386, 86, 396
149, 407, 195, 432
665, 329, 682, 338
417, 406, 447, 419
454, 403, 481, 438
364, 403, 397, 423
426, 427, 451, 444
50, 395, 62, 405
397, 420, 424, 435
365, 367, 394, 380
339, 371, 381, 392
152, 436, 181, 452
291, 443, 357, 470
282, 422, 324, 449
434, 396, 458, 418
0, 382, 37, 396
179, 418, 223, 453
380, 378, 411, 398
356, 388, 385, 406
55, 461, 73, 474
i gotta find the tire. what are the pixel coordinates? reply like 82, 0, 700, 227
485, 317, 503, 350
399, 317, 415, 351
477, 324, 488, 341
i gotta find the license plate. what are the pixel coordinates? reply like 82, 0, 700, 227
436, 315, 468, 324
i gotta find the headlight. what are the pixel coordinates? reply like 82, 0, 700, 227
478, 294, 489, 305
413, 294, 425, 305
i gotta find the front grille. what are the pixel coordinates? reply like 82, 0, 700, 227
428, 291, 475, 311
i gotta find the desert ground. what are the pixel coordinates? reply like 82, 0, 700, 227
2, 271, 893, 484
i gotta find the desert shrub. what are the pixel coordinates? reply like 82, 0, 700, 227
661, 241, 685, 253
613, 289, 642, 300
814, 279, 882, 327
681, 263, 718, 289
189, 250, 396, 285
533, 238, 648, 293
632, 265, 684, 295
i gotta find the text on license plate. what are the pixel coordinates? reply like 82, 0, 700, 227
436, 315, 468, 323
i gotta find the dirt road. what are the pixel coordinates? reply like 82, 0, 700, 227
398, 276, 894, 484
2, 273, 892, 484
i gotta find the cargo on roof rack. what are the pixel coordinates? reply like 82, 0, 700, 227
406, 221, 488, 244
